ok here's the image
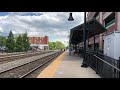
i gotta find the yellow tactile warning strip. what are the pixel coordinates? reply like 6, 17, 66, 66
37, 51, 66, 78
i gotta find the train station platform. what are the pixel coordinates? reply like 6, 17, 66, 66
37, 50, 101, 78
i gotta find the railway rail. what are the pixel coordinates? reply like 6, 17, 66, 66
0, 50, 53, 57
0, 50, 53, 64
0, 50, 63, 78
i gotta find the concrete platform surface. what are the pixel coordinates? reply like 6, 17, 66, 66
53, 51, 101, 78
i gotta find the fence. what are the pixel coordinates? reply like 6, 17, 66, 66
80, 49, 120, 78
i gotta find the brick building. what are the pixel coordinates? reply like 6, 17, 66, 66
28, 36, 49, 50
86, 12, 118, 51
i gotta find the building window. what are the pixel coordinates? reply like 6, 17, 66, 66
104, 12, 115, 28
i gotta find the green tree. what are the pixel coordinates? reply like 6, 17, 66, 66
22, 33, 30, 52
16, 35, 24, 52
6, 31, 15, 52
48, 41, 54, 50
56, 41, 65, 49
0, 36, 7, 46
52, 42, 57, 50
48, 41, 65, 50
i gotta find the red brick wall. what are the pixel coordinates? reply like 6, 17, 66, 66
32, 37, 35, 44
87, 12, 95, 20
106, 24, 116, 33
28, 36, 48, 44
102, 12, 106, 15
96, 16, 100, 22
104, 12, 117, 33
87, 12, 117, 50
87, 12, 101, 22
44, 36, 48, 44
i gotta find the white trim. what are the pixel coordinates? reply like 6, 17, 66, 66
117, 12, 120, 31
96, 15, 99, 19
88, 12, 96, 20
104, 30, 120, 36
87, 12, 89, 17
100, 12, 102, 24
30, 44, 48, 46
103, 12, 113, 20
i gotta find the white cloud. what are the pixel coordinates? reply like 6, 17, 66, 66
0, 12, 84, 46
0, 27, 3, 32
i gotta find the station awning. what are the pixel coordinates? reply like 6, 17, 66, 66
69, 18, 107, 45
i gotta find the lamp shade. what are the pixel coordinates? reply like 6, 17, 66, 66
68, 13, 74, 21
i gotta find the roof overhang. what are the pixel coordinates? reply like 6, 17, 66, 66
69, 18, 107, 45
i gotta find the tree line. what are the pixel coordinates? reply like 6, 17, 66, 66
0, 31, 65, 52
48, 41, 65, 50
0, 31, 30, 53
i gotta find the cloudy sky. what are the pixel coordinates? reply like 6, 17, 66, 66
0, 12, 84, 46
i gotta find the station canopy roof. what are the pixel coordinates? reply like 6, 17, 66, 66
69, 18, 107, 45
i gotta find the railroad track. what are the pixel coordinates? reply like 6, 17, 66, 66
0, 51, 37, 57
0, 50, 53, 64
0, 51, 63, 78
0, 50, 53, 57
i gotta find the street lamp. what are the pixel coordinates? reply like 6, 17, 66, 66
68, 13, 74, 21
68, 12, 88, 67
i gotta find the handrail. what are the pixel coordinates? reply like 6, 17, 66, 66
94, 55, 120, 72
80, 49, 120, 78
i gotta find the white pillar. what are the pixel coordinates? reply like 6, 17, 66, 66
117, 12, 120, 31
100, 12, 103, 24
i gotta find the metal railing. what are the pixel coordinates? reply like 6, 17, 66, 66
105, 19, 115, 28
80, 49, 120, 78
